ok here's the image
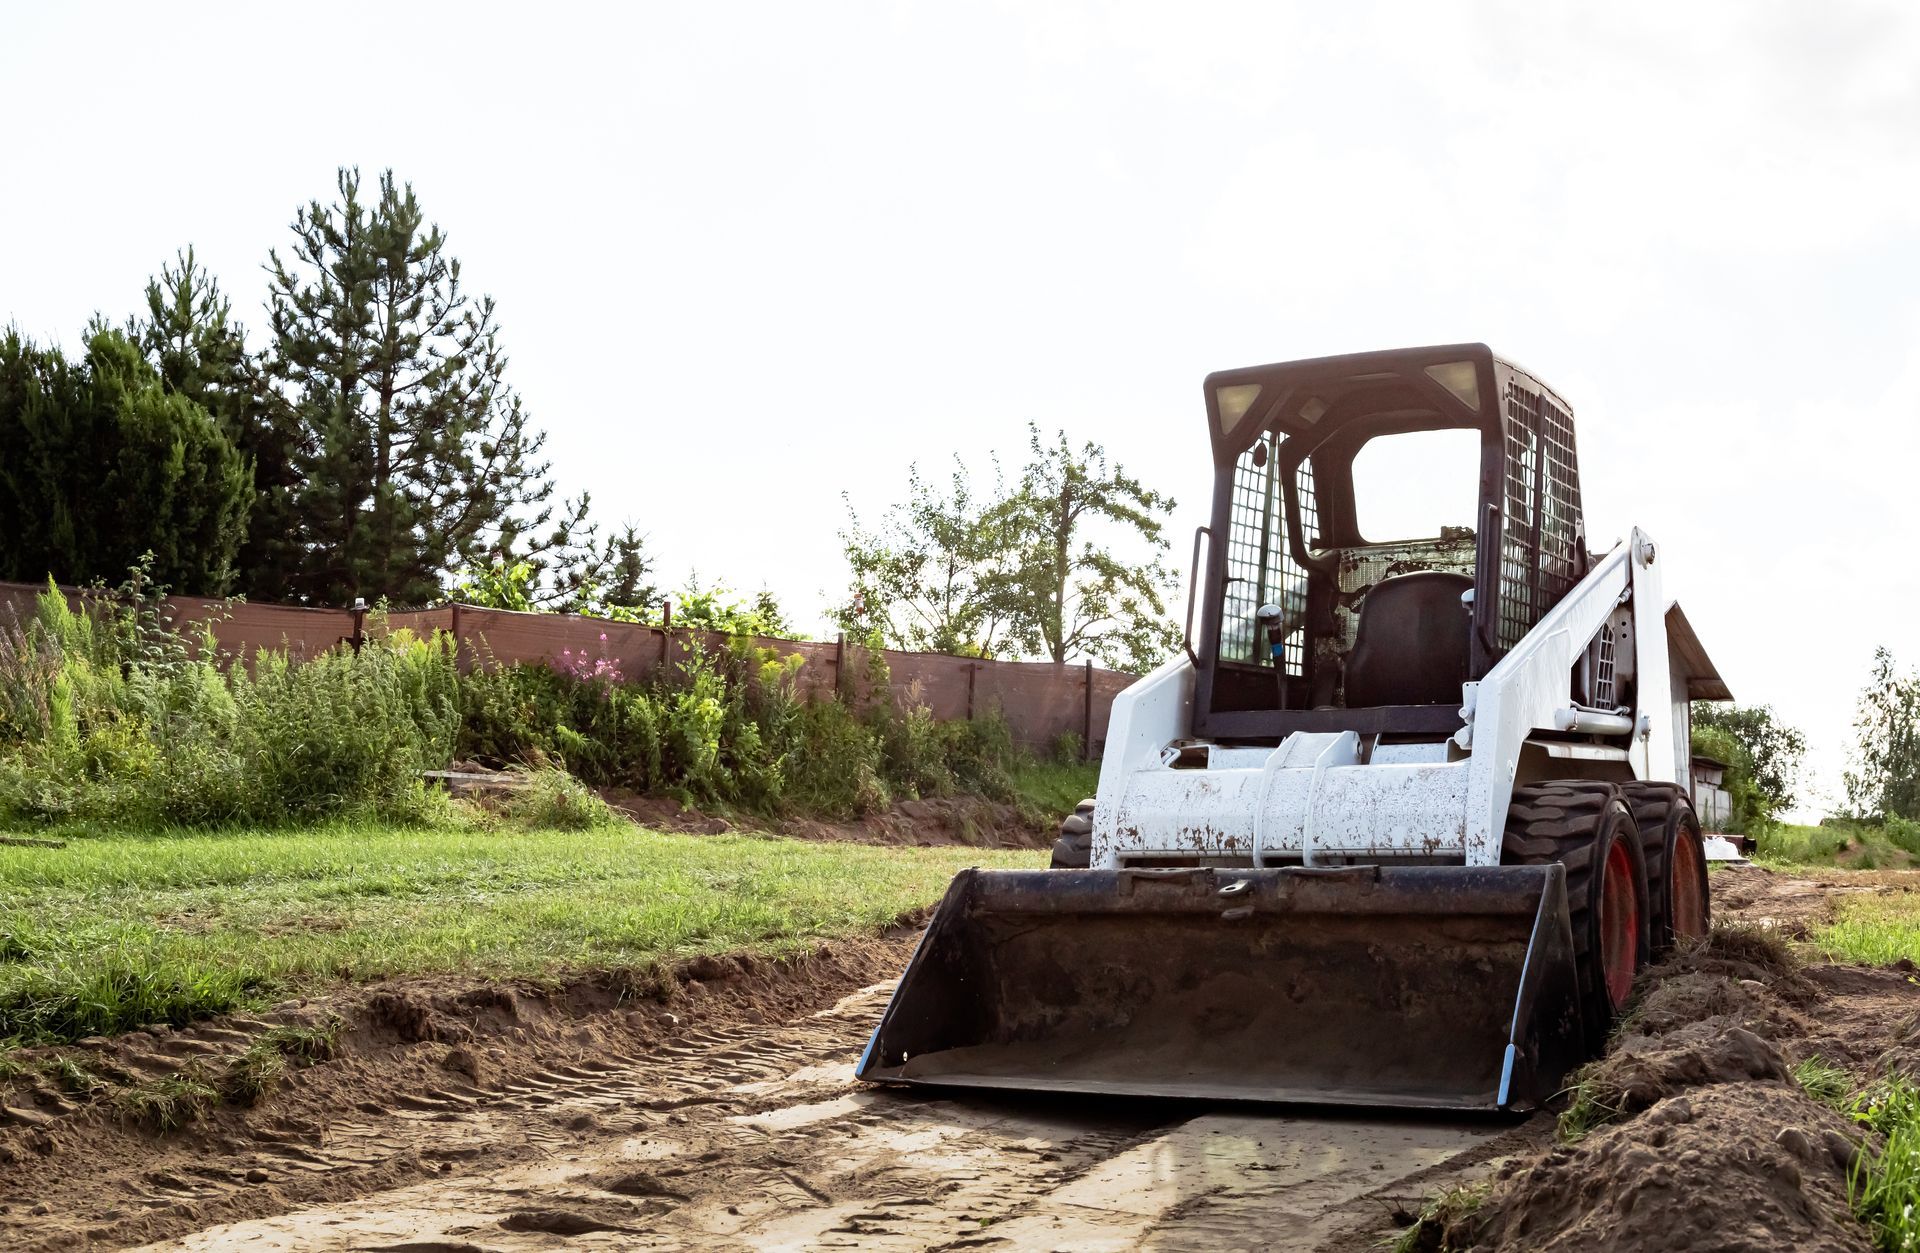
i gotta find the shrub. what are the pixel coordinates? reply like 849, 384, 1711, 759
788, 699, 889, 818
0, 587, 460, 828
500, 768, 620, 831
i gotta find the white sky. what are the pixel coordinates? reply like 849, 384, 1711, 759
4, 1, 1917, 815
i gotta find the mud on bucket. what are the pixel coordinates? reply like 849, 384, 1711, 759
857, 864, 1585, 1112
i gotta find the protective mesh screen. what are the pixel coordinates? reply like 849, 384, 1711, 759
1219, 435, 1307, 674
1498, 379, 1583, 650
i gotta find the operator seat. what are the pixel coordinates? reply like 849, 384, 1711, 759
1342, 571, 1473, 708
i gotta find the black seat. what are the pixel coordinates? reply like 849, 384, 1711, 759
1343, 572, 1472, 708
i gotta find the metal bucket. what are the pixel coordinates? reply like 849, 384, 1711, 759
857, 864, 1584, 1112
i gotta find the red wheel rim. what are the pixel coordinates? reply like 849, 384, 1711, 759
1599, 839, 1639, 1009
1670, 826, 1708, 939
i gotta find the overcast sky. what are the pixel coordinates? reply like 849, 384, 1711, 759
4, 1, 1916, 814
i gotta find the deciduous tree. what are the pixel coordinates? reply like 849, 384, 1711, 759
1845, 647, 1920, 821
1690, 702, 1806, 812
993, 424, 1179, 671
834, 459, 1019, 657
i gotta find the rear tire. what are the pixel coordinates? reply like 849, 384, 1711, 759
1050, 798, 1095, 869
1622, 782, 1710, 951
1504, 783, 1651, 1050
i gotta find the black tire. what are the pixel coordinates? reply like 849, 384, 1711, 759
1050, 798, 1095, 869
1623, 781, 1709, 950
1503, 782, 1651, 1050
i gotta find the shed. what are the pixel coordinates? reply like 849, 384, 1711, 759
1690, 753, 1733, 832
1665, 602, 1733, 812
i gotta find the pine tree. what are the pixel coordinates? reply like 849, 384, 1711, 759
264, 168, 586, 605
130, 248, 306, 597
0, 328, 251, 593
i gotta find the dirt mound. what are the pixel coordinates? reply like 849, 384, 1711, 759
1407, 897, 1920, 1252
600, 788, 1053, 849
1464, 1083, 1871, 1252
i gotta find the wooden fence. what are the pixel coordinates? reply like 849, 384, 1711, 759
0, 582, 1137, 755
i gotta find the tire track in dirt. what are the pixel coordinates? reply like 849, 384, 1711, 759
129, 982, 1526, 1252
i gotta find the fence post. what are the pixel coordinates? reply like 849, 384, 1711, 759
660, 600, 673, 672
966, 661, 978, 720
349, 597, 366, 654
449, 602, 465, 672
1083, 658, 1094, 760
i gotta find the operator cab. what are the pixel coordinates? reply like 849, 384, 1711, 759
1192, 344, 1587, 742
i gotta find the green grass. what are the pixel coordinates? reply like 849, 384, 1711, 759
1813, 895, 1920, 967
1008, 760, 1099, 823
0, 819, 1035, 1045
114, 1072, 218, 1133
1754, 822, 1870, 866
1850, 1075, 1920, 1251
1793, 1055, 1855, 1113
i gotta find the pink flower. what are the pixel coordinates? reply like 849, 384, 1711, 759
599, 632, 608, 641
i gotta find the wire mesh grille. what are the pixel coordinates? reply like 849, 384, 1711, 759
1219, 436, 1307, 674
1498, 379, 1582, 650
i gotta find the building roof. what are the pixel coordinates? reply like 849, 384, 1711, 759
1666, 602, 1733, 701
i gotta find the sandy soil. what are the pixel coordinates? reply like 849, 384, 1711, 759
6, 863, 1918, 1252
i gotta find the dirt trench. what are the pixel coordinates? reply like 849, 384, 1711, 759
1, 931, 1539, 1252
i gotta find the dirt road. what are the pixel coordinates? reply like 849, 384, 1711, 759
111, 977, 1532, 1252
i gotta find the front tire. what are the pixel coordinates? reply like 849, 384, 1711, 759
1504, 783, 1651, 1049
1050, 799, 1095, 869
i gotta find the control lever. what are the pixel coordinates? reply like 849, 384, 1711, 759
1257, 603, 1288, 709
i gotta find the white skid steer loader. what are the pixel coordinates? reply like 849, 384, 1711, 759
858, 344, 1731, 1112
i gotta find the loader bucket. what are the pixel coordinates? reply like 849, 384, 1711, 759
857, 864, 1584, 1112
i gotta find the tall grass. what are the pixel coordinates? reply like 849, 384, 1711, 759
1850, 1075, 1920, 1251
0, 583, 458, 827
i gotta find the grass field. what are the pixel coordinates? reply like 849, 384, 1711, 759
0, 821, 1038, 1045
1752, 820, 1920, 871
1811, 891, 1920, 966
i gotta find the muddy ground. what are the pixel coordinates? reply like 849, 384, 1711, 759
3, 864, 1918, 1251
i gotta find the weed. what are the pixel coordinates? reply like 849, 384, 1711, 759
499, 768, 619, 831
114, 1072, 217, 1133
44, 1054, 108, 1096
1555, 1067, 1626, 1142
1793, 1055, 1855, 1113
256, 1020, 342, 1064
217, 1044, 286, 1106
1388, 1181, 1490, 1253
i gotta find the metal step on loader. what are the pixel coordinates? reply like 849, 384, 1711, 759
858, 344, 1730, 1112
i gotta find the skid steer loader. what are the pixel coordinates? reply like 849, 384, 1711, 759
858, 344, 1731, 1112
